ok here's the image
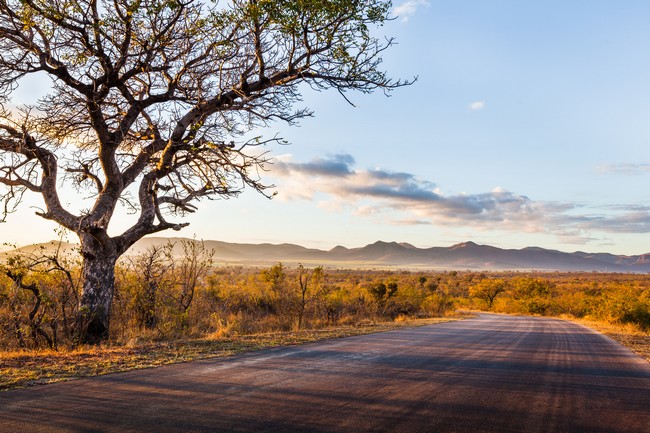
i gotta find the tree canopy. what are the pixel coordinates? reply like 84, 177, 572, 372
0, 0, 409, 343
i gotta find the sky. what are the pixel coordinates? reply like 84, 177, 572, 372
3, 0, 650, 255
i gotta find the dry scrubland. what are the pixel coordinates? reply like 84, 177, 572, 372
2, 240, 650, 390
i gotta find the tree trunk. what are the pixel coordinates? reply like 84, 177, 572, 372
142, 281, 158, 330
77, 253, 118, 345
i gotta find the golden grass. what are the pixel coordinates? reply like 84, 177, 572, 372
574, 319, 650, 363
0, 317, 456, 391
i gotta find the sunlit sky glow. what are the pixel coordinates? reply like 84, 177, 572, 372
3, 0, 650, 255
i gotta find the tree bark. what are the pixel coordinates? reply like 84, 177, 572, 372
77, 248, 118, 345
142, 280, 158, 330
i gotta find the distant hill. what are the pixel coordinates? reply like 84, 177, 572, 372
0, 241, 80, 259
4, 238, 650, 272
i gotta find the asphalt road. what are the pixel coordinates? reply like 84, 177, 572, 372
2, 314, 650, 433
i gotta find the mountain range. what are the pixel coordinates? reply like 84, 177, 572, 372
8, 238, 649, 272
138, 238, 650, 271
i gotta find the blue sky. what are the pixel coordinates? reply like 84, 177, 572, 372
4, 0, 650, 255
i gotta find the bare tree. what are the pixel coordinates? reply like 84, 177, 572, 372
173, 238, 214, 319
126, 241, 174, 330
1, 237, 80, 348
296, 264, 323, 329
0, 0, 410, 343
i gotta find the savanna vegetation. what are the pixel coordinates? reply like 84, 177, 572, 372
0, 239, 460, 351
2, 239, 650, 352
2, 238, 650, 389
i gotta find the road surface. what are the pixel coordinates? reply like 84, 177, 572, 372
2, 314, 650, 433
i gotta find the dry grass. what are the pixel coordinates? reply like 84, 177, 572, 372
575, 319, 650, 363
0, 317, 456, 391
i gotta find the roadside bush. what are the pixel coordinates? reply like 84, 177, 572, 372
620, 303, 650, 331
422, 292, 455, 317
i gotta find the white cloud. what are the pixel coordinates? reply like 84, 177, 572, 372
469, 100, 486, 111
354, 205, 379, 217
273, 154, 547, 231
393, 0, 430, 23
271, 154, 650, 241
596, 162, 650, 175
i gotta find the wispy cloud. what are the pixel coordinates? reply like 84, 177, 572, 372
596, 162, 650, 175
393, 0, 430, 23
274, 154, 354, 177
274, 154, 546, 229
469, 100, 486, 111
569, 206, 650, 234
272, 154, 650, 240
